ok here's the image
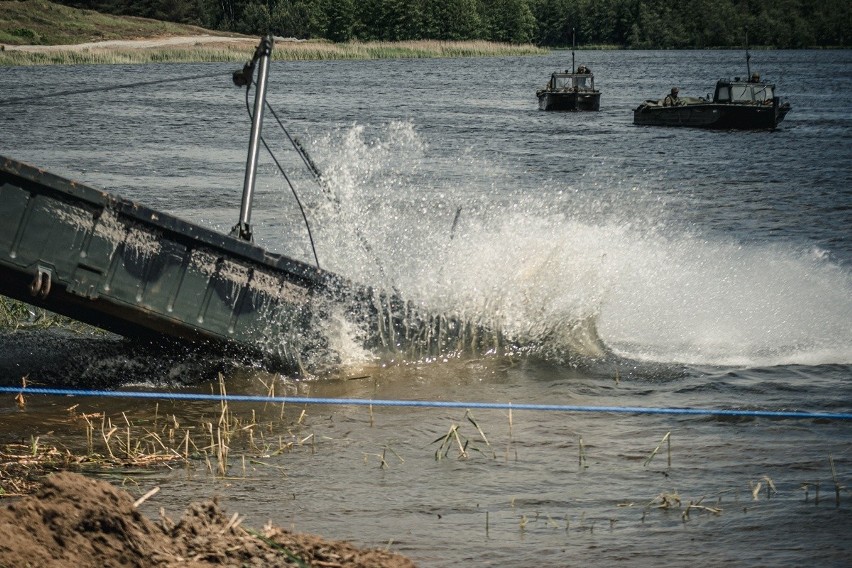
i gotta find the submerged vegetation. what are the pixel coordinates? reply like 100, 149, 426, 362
1, 374, 312, 495
3, 376, 848, 531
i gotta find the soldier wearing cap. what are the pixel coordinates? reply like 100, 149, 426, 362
663, 87, 680, 106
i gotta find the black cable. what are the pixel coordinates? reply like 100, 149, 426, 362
264, 101, 329, 192
244, 87, 321, 269
0, 71, 229, 106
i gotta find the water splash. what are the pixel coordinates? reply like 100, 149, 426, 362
294, 123, 851, 369
596, 231, 852, 367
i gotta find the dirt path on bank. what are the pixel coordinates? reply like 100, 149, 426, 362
3, 34, 262, 52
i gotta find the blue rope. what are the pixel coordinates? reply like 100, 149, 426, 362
2, 386, 851, 420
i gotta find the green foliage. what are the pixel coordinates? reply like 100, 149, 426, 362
322, 0, 354, 42
422, 0, 484, 41
0, 0, 219, 46
236, 1, 271, 35
10, 28, 41, 42
485, 0, 537, 43
17, 0, 852, 47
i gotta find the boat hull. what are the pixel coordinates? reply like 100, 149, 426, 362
537, 91, 600, 111
0, 155, 358, 371
633, 101, 790, 129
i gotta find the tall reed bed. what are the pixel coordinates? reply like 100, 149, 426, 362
0, 39, 547, 66
1, 374, 318, 495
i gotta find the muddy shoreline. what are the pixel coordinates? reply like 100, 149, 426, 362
0, 471, 417, 567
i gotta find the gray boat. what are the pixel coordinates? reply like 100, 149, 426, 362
537, 68, 600, 111
536, 30, 600, 112
633, 76, 791, 129
633, 41, 791, 130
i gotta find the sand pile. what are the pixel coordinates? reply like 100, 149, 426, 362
0, 472, 415, 567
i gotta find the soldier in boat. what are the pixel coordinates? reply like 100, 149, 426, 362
663, 87, 680, 106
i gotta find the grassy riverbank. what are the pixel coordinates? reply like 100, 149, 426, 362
0, 0, 546, 66
1, 38, 547, 66
0, 0, 243, 45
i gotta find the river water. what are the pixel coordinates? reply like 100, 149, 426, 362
1, 49, 851, 566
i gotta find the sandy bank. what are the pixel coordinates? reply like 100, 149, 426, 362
2, 34, 293, 52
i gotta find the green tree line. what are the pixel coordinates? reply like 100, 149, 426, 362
55, 0, 850, 47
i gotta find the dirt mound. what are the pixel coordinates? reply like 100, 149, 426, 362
0, 472, 416, 567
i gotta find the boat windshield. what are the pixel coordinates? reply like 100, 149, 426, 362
730, 83, 775, 102
551, 74, 594, 90
575, 75, 593, 89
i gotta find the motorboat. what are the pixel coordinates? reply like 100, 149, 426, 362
633, 75, 791, 129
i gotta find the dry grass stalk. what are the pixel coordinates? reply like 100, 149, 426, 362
101, 415, 119, 460
132, 486, 160, 508
363, 451, 389, 469
465, 410, 490, 446
4, 388, 327, 496
763, 476, 777, 498
256, 376, 276, 412
749, 476, 777, 500
385, 446, 404, 465
217, 426, 228, 476
681, 497, 722, 521
0, 442, 72, 496
430, 414, 499, 461
829, 454, 844, 507
647, 491, 722, 522
504, 404, 515, 462
652, 491, 681, 510
643, 432, 671, 468
15, 375, 27, 409
432, 424, 463, 460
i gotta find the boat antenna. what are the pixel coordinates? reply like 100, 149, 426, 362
745, 28, 751, 78
231, 35, 274, 242
572, 28, 576, 73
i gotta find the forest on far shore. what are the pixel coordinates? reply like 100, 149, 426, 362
54, 0, 849, 48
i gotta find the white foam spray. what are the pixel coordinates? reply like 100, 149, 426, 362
289, 123, 852, 368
